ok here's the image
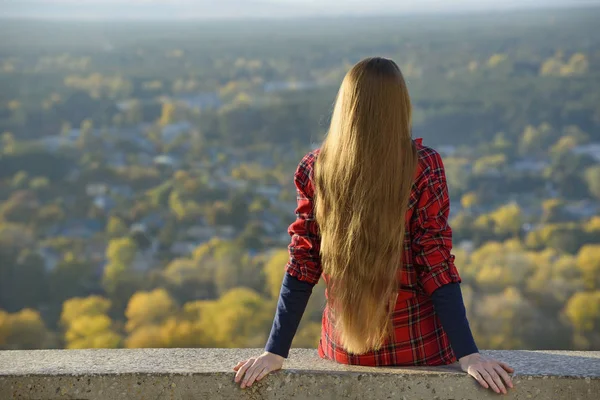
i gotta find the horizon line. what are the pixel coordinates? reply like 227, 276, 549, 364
1, 2, 598, 22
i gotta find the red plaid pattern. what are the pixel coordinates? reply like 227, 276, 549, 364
285, 138, 461, 366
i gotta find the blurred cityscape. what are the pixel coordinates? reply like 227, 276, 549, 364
0, 4, 599, 351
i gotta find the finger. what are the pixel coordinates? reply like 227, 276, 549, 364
499, 361, 515, 373
494, 364, 513, 389
479, 369, 501, 394
241, 363, 259, 388
235, 359, 254, 383
233, 361, 245, 371
486, 366, 507, 394
256, 366, 271, 381
469, 370, 489, 389
243, 363, 266, 388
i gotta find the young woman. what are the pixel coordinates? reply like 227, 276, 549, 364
233, 57, 514, 395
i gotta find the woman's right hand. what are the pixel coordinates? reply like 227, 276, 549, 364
459, 353, 514, 395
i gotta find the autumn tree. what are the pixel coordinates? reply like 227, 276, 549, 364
584, 166, 600, 200
61, 296, 121, 349
125, 288, 177, 334
193, 288, 271, 348
158, 102, 176, 126
576, 245, 600, 290
106, 216, 128, 238
564, 291, 600, 349
102, 237, 141, 313
0, 308, 51, 350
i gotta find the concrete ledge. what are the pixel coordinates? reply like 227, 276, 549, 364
1, 349, 599, 399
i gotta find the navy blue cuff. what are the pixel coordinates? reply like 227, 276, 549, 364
265, 273, 314, 358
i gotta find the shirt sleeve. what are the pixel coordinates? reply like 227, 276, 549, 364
431, 283, 478, 359
411, 167, 461, 296
264, 273, 314, 358
284, 153, 323, 286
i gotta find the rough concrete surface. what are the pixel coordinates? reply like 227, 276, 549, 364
0, 349, 599, 399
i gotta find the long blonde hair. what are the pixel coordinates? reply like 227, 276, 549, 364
314, 57, 418, 354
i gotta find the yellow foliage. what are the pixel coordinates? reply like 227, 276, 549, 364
107, 216, 128, 237
125, 289, 178, 333
0, 309, 49, 350
159, 102, 177, 126
490, 203, 522, 236
472, 154, 506, 175
125, 325, 165, 348
293, 322, 321, 348
0, 310, 10, 346
576, 245, 600, 290
61, 296, 111, 326
65, 315, 121, 349
585, 216, 600, 234
470, 241, 532, 291
264, 250, 290, 298
487, 53, 508, 68
195, 288, 270, 347
460, 192, 480, 209
564, 291, 600, 332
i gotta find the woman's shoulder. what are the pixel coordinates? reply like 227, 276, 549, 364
414, 138, 447, 186
296, 149, 320, 176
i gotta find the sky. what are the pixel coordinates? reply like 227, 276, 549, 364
1, 0, 598, 20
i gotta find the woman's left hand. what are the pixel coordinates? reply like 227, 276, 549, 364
233, 351, 285, 389
459, 353, 514, 395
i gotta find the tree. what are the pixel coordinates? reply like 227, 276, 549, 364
102, 237, 140, 311
460, 192, 480, 210
163, 258, 215, 304
107, 216, 128, 238
11, 171, 28, 189
472, 154, 506, 175
1, 132, 16, 154
264, 250, 290, 299
470, 287, 545, 350
564, 291, 600, 349
29, 176, 50, 191
293, 322, 321, 348
519, 124, 556, 156
213, 242, 264, 295
576, 245, 600, 290
125, 100, 143, 125
564, 291, 600, 333
490, 203, 523, 237
77, 119, 94, 149
0, 308, 50, 350
158, 102, 176, 126
61, 296, 121, 349
125, 289, 177, 333
194, 288, 271, 347
584, 166, 600, 200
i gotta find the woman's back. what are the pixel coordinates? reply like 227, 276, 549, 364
286, 138, 461, 366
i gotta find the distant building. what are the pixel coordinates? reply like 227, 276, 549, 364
177, 92, 221, 110
93, 195, 116, 212
37, 247, 61, 273
564, 200, 599, 220
161, 121, 192, 144
154, 154, 179, 168
86, 183, 108, 197
571, 143, 600, 162
50, 219, 103, 239
512, 159, 549, 173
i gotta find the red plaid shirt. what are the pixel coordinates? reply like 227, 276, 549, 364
285, 138, 461, 366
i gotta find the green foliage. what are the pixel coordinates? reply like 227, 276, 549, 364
0, 8, 599, 352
